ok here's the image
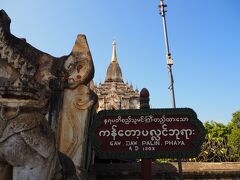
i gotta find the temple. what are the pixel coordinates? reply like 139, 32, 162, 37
94, 41, 139, 111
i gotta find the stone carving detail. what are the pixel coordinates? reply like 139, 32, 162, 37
57, 84, 97, 178
57, 35, 98, 178
0, 9, 96, 180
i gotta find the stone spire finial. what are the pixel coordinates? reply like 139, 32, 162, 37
111, 40, 117, 62
105, 40, 123, 82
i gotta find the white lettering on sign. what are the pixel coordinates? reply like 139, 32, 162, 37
98, 124, 195, 141
142, 147, 156, 151
164, 140, 185, 146
128, 146, 139, 151
142, 140, 160, 146
126, 141, 138, 146
110, 141, 121, 146
103, 115, 189, 125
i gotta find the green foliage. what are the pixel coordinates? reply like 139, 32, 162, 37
227, 111, 240, 160
194, 111, 240, 162
157, 111, 240, 163
229, 111, 240, 128
194, 121, 232, 162
155, 158, 171, 163
228, 128, 240, 160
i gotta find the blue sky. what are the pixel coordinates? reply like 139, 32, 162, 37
1, 0, 240, 124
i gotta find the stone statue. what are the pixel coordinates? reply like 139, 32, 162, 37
56, 34, 98, 179
0, 9, 96, 180
57, 84, 97, 179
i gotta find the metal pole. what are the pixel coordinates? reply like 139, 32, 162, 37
167, 64, 176, 108
158, 1, 183, 179
159, 0, 176, 108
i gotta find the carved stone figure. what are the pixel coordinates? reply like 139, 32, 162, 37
57, 36, 98, 179
0, 9, 96, 180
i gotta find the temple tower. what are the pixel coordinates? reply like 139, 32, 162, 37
94, 41, 139, 111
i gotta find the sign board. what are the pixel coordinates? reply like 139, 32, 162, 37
91, 108, 205, 159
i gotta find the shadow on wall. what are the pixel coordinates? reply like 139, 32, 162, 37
154, 163, 178, 179
0, 163, 13, 180
93, 162, 178, 180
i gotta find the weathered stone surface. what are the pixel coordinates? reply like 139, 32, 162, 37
0, 9, 96, 180
57, 84, 97, 178
57, 38, 98, 176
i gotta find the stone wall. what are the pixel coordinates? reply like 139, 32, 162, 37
90, 162, 240, 180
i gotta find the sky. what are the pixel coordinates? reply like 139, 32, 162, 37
1, 0, 240, 125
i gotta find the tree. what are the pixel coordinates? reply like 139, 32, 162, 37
195, 121, 232, 162
194, 111, 240, 162
163, 111, 240, 162
227, 111, 240, 161
228, 111, 240, 129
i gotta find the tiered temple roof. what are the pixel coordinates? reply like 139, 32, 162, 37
94, 41, 139, 111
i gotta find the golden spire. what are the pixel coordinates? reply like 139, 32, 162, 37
111, 40, 117, 62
